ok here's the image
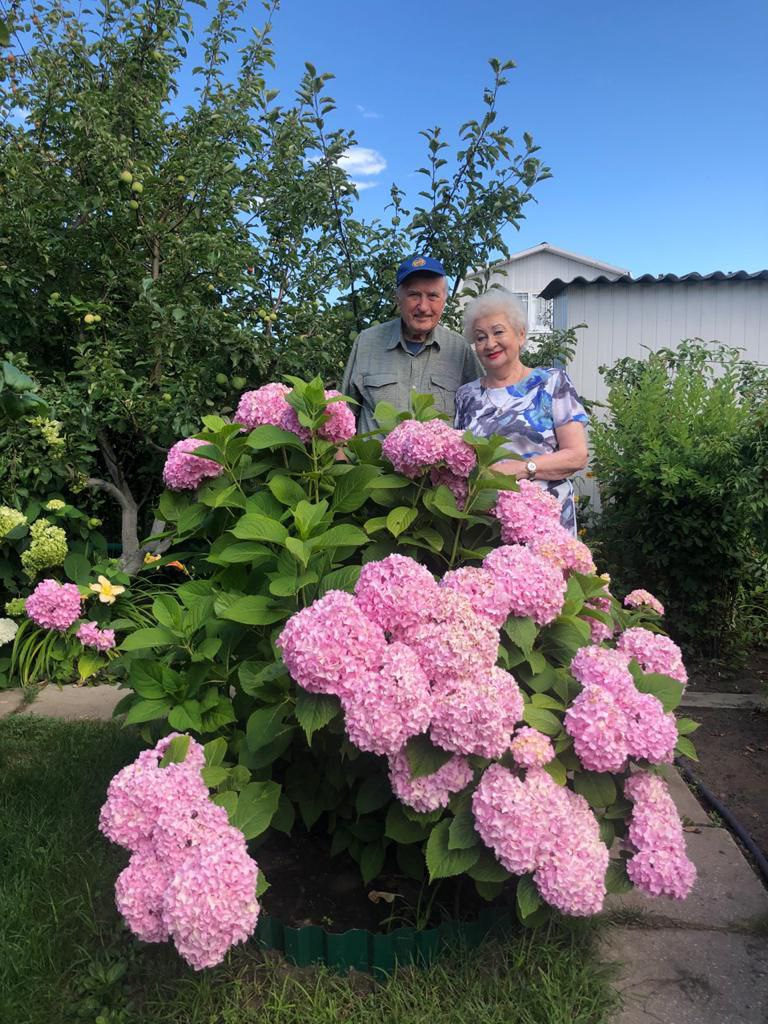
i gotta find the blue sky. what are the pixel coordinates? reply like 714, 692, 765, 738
250, 0, 767, 276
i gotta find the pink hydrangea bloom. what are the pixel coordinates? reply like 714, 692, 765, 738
570, 646, 634, 698
624, 589, 665, 616
162, 831, 260, 970
472, 764, 608, 915
162, 438, 224, 491
317, 390, 356, 443
430, 667, 524, 759
115, 844, 172, 943
235, 383, 292, 430
617, 627, 688, 686
482, 545, 566, 626
564, 685, 630, 772
399, 588, 499, 687
342, 643, 433, 757
102, 735, 260, 969
533, 787, 609, 916
354, 554, 440, 636
430, 467, 469, 509
528, 525, 596, 576
25, 578, 82, 631
76, 620, 116, 652
493, 481, 563, 545
277, 590, 387, 698
624, 772, 696, 899
388, 749, 473, 814
99, 735, 210, 852
439, 565, 515, 628
510, 727, 555, 768
619, 689, 678, 764
382, 419, 476, 479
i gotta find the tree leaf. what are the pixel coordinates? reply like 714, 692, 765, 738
503, 616, 538, 655
360, 840, 387, 884
124, 697, 172, 724
159, 734, 191, 767
268, 474, 307, 506
308, 524, 369, 551
605, 859, 633, 894
386, 506, 418, 538
356, 774, 392, 814
231, 513, 288, 544
516, 875, 541, 920
120, 626, 177, 651
385, 802, 430, 844
245, 425, 306, 451
675, 736, 699, 761
332, 465, 381, 513
634, 672, 684, 713
316, 565, 361, 597
216, 595, 286, 625
522, 705, 562, 736
448, 809, 479, 850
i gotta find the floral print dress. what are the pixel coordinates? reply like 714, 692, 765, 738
454, 367, 588, 535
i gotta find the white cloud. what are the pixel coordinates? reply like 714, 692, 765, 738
356, 104, 381, 120
351, 180, 378, 192
337, 147, 387, 178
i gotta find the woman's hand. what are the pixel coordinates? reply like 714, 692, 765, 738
491, 459, 526, 477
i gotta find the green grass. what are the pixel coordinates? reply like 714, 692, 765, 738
0, 716, 618, 1024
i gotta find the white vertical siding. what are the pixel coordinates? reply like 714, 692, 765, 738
462, 250, 623, 300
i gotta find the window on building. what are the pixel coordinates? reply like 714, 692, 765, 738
513, 292, 552, 335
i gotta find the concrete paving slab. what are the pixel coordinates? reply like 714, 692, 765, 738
17, 684, 124, 720
600, 926, 768, 1024
659, 764, 712, 826
0, 688, 25, 717
679, 692, 765, 710
606, 826, 768, 931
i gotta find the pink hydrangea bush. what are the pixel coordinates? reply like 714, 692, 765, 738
439, 565, 515, 628
25, 578, 82, 630
493, 481, 562, 544
234, 384, 355, 444
354, 554, 440, 636
101, 735, 260, 970
510, 727, 555, 768
430, 667, 524, 759
624, 772, 696, 899
162, 438, 224, 491
381, 418, 476, 479
76, 621, 116, 651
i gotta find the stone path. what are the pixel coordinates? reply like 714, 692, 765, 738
2, 686, 767, 1022
678, 691, 765, 710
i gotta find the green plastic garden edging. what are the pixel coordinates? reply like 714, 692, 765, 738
255, 905, 514, 974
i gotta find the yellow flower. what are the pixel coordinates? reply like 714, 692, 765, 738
89, 575, 125, 604
143, 552, 161, 565
166, 560, 189, 575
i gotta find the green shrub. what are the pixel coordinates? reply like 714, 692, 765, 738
590, 340, 768, 656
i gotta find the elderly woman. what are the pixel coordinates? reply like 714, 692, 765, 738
455, 290, 589, 534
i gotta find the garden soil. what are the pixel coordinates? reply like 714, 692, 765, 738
680, 650, 768, 859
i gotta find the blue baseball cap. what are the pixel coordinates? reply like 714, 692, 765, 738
396, 255, 446, 287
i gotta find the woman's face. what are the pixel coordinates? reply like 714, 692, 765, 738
471, 312, 526, 377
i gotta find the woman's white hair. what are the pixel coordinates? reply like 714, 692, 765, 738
463, 289, 528, 342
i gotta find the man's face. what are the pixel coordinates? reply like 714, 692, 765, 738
396, 273, 447, 339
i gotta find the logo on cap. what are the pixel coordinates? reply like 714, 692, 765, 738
412, 257, 426, 268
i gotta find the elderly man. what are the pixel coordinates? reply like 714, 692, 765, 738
341, 255, 481, 433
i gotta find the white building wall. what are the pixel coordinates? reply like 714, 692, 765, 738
561, 278, 768, 511
467, 250, 623, 296
563, 279, 768, 407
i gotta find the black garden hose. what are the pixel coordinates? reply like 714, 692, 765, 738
675, 758, 768, 884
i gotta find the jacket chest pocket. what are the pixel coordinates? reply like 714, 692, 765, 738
362, 372, 401, 412
430, 373, 460, 414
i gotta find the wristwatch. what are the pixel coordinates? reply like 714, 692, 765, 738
525, 460, 538, 481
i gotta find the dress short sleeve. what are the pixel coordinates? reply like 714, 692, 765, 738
550, 369, 588, 429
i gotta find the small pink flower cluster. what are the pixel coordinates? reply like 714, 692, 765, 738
76, 620, 116, 651
162, 438, 224, 491
439, 566, 514, 628
234, 383, 355, 443
472, 764, 608, 915
493, 481, 562, 544
510, 727, 555, 768
482, 545, 567, 626
25, 578, 82, 631
388, 749, 473, 813
624, 772, 696, 899
617, 627, 687, 685
565, 646, 678, 771
277, 555, 526, 801
381, 418, 476, 480
100, 735, 259, 970
624, 589, 665, 616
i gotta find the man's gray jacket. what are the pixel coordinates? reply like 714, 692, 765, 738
341, 318, 481, 434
